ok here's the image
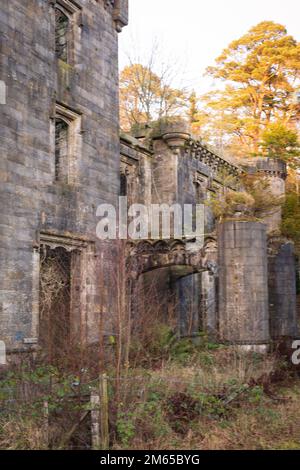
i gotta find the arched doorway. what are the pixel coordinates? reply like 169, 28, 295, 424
126, 238, 218, 340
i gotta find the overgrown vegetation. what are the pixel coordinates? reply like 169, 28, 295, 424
108, 332, 300, 450
0, 364, 96, 450
1, 329, 300, 450
208, 173, 283, 222
281, 189, 300, 247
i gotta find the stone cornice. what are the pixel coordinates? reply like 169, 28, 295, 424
120, 133, 152, 160
185, 138, 241, 177
242, 157, 287, 180
256, 168, 288, 180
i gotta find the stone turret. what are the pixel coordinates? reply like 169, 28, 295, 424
243, 158, 287, 233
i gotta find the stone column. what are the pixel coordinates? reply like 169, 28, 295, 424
201, 238, 218, 340
268, 239, 298, 339
218, 221, 270, 352
201, 271, 218, 340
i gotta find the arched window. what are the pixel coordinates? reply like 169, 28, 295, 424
120, 173, 128, 196
55, 8, 69, 62
55, 118, 69, 182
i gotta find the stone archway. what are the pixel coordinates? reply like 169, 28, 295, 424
126, 238, 214, 279
125, 237, 218, 339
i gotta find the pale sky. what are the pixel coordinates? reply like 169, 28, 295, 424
119, 0, 300, 95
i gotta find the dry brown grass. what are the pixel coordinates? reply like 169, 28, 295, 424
110, 345, 300, 450
1, 344, 299, 450
118, 377, 300, 451
0, 417, 48, 450
181, 382, 300, 450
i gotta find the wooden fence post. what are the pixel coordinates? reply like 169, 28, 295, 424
90, 392, 100, 450
99, 373, 109, 450
43, 401, 49, 448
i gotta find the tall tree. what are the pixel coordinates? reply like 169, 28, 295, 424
260, 122, 300, 166
188, 91, 198, 124
119, 41, 188, 131
196, 21, 300, 159
120, 64, 187, 131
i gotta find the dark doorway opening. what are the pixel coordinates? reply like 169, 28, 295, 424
39, 246, 71, 363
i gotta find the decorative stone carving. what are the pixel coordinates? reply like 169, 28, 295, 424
52, 0, 82, 14
39, 232, 92, 252
125, 238, 208, 279
201, 237, 218, 275
185, 138, 241, 177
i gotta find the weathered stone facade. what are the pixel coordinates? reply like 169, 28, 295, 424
120, 123, 299, 348
0, 0, 128, 355
0, 0, 298, 360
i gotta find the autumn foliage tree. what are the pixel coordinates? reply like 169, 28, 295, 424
119, 41, 189, 131
260, 122, 300, 166
195, 21, 300, 160
120, 63, 188, 131
281, 170, 300, 252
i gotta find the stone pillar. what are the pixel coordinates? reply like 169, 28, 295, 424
201, 238, 218, 340
218, 221, 270, 351
201, 271, 218, 339
268, 239, 298, 339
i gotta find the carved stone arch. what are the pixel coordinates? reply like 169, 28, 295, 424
202, 236, 217, 252
126, 238, 209, 281
136, 240, 154, 255
153, 240, 170, 253
170, 240, 186, 252
201, 236, 218, 274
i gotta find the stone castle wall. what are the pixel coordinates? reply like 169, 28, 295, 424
0, 0, 127, 353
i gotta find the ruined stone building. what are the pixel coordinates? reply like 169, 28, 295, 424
0, 0, 298, 363
121, 124, 299, 353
